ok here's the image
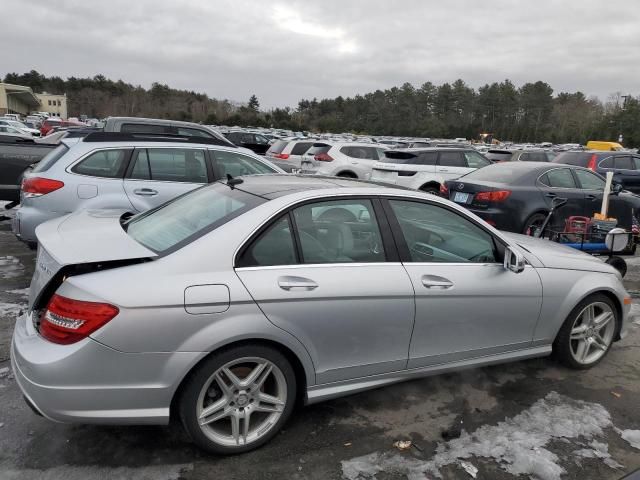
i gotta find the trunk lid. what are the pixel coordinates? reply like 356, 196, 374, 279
30, 209, 156, 308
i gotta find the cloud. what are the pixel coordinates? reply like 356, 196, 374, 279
1, 0, 638, 108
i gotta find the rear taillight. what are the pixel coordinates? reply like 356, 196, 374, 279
40, 294, 119, 345
22, 177, 64, 197
587, 154, 597, 171
440, 184, 449, 196
276, 153, 290, 159
475, 190, 511, 202
314, 153, 334, 162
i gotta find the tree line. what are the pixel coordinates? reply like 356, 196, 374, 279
4, 70, 639, 146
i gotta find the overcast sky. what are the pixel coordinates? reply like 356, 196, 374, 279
2, 0, 639, 108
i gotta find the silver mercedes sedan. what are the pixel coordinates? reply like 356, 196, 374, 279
11, 174, 631, 454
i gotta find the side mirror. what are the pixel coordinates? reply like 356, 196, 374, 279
504, 246, 526, 273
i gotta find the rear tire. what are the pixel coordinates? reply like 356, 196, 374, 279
419, 185, 440, 195
179, 344, 297, 454
553, 294, 618, 369
523, 213, 547, 236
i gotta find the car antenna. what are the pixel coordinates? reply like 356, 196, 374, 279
226, 173, 243, 189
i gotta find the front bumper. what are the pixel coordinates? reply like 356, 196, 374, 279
11, 311, 201, 425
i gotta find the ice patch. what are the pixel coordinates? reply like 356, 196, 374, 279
342, 392, 620, 480
0, 256, 24, 279
620, 430, 640, 450
573, 440, 623, 469
0, 302, 25, 318
7, 288, 29, 299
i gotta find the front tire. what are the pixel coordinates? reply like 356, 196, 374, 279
179, 344, 297, 454
553, 294, 618, 369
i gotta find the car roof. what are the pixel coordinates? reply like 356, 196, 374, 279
392, 147, 474, 153
231, 174, 407, 199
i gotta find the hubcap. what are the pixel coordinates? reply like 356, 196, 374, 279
570, 302, 616, 365
196, 357, 287, 447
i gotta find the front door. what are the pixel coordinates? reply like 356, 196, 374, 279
123, 147, 209, 212
383, 198, 543, 368
235, 198, 415, 384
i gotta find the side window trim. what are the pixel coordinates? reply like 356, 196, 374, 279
537, 167, 578, 189
380, 197, 505, 264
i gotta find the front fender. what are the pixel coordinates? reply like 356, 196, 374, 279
533, 268, 628, 344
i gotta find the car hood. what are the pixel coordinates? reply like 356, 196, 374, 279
503, 232, 618, 275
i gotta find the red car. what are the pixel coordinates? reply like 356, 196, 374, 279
40, 119, 84, 136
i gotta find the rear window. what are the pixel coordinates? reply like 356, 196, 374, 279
268, 140, 288, 154
125, 183, 265, 254
462, 164, 531, 183
306, 144, 331, 156
290, 142, 313, 155
485, 151, 513, 162
31, 144, 69, 172
519, 152, 550, 163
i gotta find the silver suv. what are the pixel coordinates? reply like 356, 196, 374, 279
12, 132, 283, 245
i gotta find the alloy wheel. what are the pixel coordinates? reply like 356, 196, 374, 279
569, 302, 616, 365
196, 357, 287, 447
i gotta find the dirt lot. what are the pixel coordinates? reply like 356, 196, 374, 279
1, 211, 639, 480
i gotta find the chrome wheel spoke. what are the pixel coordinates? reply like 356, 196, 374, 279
199, 397, 230, 426
222, 367, 243, 389
255, 392, 285, 413
243, 362, 269, 388
594, 311, 613, 330
582, 305, 595, 325
230, 413, 241, 445
242, 410, 251, 445
571, 325, 588, 340
214, 372, 234, 397
593, 333, 608, 351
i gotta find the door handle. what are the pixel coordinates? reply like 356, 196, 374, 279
440, 168, 449, 172
585, 194, 597, 200
421, 275, 454, 289
133, 188, 158, 196
545, 192, 557, 198
278, 276, 318, 290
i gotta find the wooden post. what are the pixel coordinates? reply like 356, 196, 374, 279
601, 171, 614, 218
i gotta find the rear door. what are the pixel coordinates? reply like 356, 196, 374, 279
437, 151, 470, 180
123, 147, 209, 212
235, 197, 415, 383
537, 167, 586, 230
338, 146, 381, 178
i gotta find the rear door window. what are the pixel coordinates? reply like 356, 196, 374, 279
614, 156, 634, 170
121, 123, 171, 134
176, 127, 213, 138
71, 149, 129, 178
542, 168, 577, 188
574, 169, 605, 190
237, 216, 297, 267
137, 148, 208, 183
520, 152, 549, 163
341, 146, 378, 160
438, 151, 466, 167
211, 150, 277, 177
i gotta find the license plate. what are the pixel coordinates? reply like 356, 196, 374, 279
453, 192, 470, 203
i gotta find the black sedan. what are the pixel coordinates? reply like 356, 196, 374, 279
443, 162, 640, 234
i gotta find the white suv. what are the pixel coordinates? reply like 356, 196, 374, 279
370, 148, 491, 193
265, 139, 316, 172
300, 142, 388, 179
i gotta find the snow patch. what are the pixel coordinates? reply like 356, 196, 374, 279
7, 288, 29, 299
620, 430, 640, 450
0, 256, 24, 279
0, 302, 25, 318
342, 392, 619, 480
573, 440, 623, 469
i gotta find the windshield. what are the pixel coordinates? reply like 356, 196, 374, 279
126, 183, 266, 253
